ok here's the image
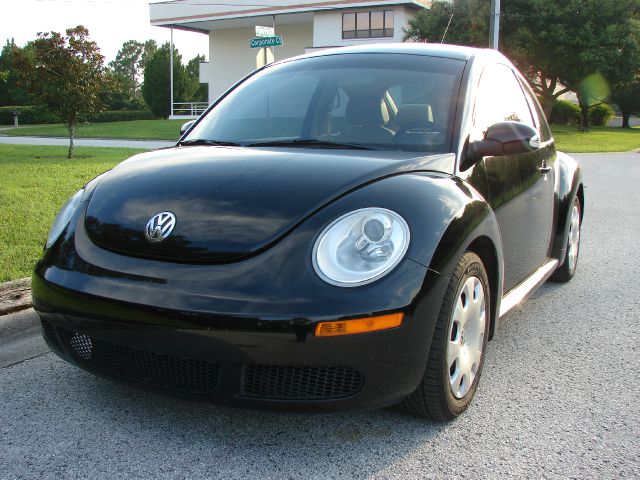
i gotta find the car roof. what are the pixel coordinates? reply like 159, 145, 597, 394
278, 43, 507, 64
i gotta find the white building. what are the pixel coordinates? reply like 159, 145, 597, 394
149, 0, 430, 117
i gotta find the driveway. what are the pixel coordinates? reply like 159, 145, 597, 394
0, 153, 638, 479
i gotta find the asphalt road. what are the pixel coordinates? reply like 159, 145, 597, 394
0, 135, 173, 149
1, 153, 639, 479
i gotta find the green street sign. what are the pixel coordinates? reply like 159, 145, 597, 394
249, 36, 283, 48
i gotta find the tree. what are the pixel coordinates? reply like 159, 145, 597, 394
16, 26, 117, 158
109, 40, 144, 99
0, 39, 34, 106
404, 0, 489, 46
140, 39, 158, 70
404, 0, 640, 129
141, 42, 188, 118
502, 0, 640, 130
612, 82, 640, 128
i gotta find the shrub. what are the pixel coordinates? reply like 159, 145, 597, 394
81, 110, 156, 123
0, 105, 59, 125
0, 106, 156, 125
550, 100, 581, 125
588, 103, 614, 126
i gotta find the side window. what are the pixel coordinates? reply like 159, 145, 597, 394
472, 64, 536, 141
519, 77, 553, 142
325, 88, 350, 132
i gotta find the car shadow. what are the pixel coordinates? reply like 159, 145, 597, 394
34, 357, 455, 477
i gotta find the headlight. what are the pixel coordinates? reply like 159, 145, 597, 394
46, 189, 84, 249
313, 208, 410, 287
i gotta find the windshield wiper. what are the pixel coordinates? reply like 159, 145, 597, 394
179, 138, 242, 147
245, 139, 377, 150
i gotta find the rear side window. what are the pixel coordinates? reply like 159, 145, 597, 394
472, 64, 536, 142
518, 77, 553, 142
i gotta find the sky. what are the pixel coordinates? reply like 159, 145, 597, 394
0, 0, 209, 63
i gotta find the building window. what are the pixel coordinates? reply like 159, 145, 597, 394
342, 10, 394, 39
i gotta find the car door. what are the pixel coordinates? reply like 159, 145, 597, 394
472, 64, 555, 292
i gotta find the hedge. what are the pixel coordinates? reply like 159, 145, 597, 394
0, 106, 156, 125
0, 106, 59, 125
550, 99, 616, 126
550, 100, 581, 125
588, 103, 614, 127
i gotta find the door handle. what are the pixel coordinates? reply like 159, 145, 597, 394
539, 165, 552, 173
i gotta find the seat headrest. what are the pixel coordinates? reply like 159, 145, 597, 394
346, 96, 384, 125
396, 104, 434, 126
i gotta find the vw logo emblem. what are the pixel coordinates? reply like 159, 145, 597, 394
145, 212, 176, 243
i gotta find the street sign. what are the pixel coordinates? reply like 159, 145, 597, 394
255, 26, 275, 37
249, 36, 283, 48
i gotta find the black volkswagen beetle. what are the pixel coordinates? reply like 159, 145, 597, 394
33, 44, 583, 420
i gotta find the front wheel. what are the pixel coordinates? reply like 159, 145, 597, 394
398, 252, 490, 420
550, 197, 581, 283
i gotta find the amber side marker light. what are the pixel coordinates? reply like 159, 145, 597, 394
314, 312, 404, 337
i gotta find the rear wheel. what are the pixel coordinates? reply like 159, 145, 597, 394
398, 252, 490, 420
550, 197, 581, 283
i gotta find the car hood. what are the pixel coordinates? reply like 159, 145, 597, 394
84, 146, 454, 263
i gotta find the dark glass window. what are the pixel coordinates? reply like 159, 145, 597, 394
342, 10, 394, 39
342, 13, 355, 39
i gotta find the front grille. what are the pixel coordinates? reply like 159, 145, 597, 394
58, 328, 220, 396
41, 319, 62, 351
243, 365, 363, 400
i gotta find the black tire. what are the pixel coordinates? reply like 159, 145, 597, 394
550, 197, 582, 283
398, 252, 490, 421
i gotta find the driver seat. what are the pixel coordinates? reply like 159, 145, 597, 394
394, 104, 442, 147
340, 96, 394, 144
395, 104, 434, 129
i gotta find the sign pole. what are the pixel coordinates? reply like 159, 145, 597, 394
490, 0, 500, 50
272, 15, 276, 62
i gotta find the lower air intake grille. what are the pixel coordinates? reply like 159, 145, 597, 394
243, 365, 363, 400
58, 328, 220, 396
41, 319, 62, 351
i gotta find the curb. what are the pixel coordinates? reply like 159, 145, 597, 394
0, 278, 32, 316
0, 307, 40, 342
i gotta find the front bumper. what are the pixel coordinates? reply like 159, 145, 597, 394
33, 266, 448, 412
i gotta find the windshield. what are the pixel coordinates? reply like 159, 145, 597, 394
184, 53, 465, 152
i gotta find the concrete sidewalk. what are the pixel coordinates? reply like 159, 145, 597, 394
0, 136, 174, 150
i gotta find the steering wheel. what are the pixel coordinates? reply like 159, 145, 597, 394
393, 120, 445, 144
337, 124, 395, 143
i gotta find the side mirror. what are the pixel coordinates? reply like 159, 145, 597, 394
180, 120, 195, 136
461, 121, 539, 170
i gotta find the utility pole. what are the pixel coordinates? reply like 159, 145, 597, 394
490, 0, 500, 50
170, 27, 174, 117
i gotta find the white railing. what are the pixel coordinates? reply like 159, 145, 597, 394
172, 102, 209, 117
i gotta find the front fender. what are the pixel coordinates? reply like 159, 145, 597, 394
552, 152, 583, 263
314, 172, 504, 337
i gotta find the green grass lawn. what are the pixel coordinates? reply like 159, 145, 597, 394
1, 119, 184, 141
551, 125, 640, 153
0, 144, 144, 282
2, 120, 640, 152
